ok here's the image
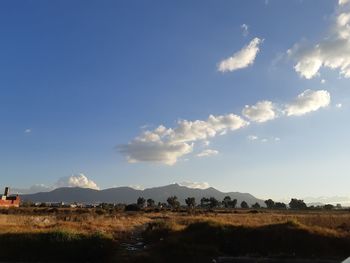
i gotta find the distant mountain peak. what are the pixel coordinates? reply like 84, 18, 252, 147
22, 183, 264, 206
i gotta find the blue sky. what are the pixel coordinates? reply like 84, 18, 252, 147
1, 0, 350, 201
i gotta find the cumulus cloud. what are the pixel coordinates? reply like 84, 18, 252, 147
288, 1, 350, 79
120, 89, 331, 165
218, 37, 262, 72
119, 140, 193, 166
241, 24, 249, 37
179, 181, 210, 189
285, 90, 331, 116
196, 149, 219, 157
118, 114, 248, 165
11, 174, 100, 194
54, 174, 100, 190
339, 0, 350, 6
242, 100, 277, 123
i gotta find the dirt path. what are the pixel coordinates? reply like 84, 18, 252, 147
113, 222, 150, 261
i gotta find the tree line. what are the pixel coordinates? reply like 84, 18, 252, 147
130, 196, 319, 210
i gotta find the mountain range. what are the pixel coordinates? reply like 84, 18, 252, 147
22, 183, 265, 206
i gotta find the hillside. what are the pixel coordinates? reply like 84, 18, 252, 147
22, 183, 264, 206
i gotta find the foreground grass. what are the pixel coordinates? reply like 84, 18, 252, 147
136, 220, 350, 263
0, 208, 349, 262
0, 230, 115, 261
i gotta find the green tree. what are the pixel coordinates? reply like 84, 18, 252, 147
222, 196, 232, 208
252, 202, 261, 209
185, 197, 196, 209
137, 197, 146, 208
324, 204, 334, 210
265, 199, 275, 209
240, 201, 249, 209
167, 196, 180, 209
274, 202, 287, 209
222, 196, 237, 208
200, 197, 210, 208
209, 197, 220, 208
147, 198, 155, 207
289, 198, 307, 210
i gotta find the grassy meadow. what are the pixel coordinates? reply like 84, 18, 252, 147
0, 208, 349, 262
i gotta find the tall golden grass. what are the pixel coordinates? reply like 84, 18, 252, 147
0, 209, 349, 238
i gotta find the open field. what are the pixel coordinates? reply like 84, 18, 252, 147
0, 208, 349, 262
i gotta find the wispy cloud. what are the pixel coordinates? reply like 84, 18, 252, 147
196, 149, 219, 158
218, 37, 262, 72
241, 23, 249, 37
248, 135, 281, 143
247, 135, 258, 141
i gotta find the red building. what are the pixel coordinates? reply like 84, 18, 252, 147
0, 187, 20, 208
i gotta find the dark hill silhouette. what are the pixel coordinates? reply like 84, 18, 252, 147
22, 183, 264, 206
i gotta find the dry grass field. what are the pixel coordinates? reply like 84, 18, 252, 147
0, 208, 349, 262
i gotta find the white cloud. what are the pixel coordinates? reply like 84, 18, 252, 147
119, 140, 193, 166
24, 129, 31, 133
11, 174, 100, 194
120, 90, 331, 165
196, 149, 219, 157
285, 89, 331, 116
241, 24, 249, 37
242, 100, 277, 123
54, 174, 100, 190
179, 181, 210, 189
218, 37, 262, 72
119, 114, 248, 165
129, 185, 145, 190
288, 2, 350, 79
321, 79, 326, 84
336, 103, 343, 108
339, 0, 350, 6
248, 135, 280, 143
247, 135, 258, 141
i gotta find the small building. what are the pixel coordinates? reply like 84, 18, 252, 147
0, 187, 20, 208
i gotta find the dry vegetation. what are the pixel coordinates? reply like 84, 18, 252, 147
0, 208, 349, 262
